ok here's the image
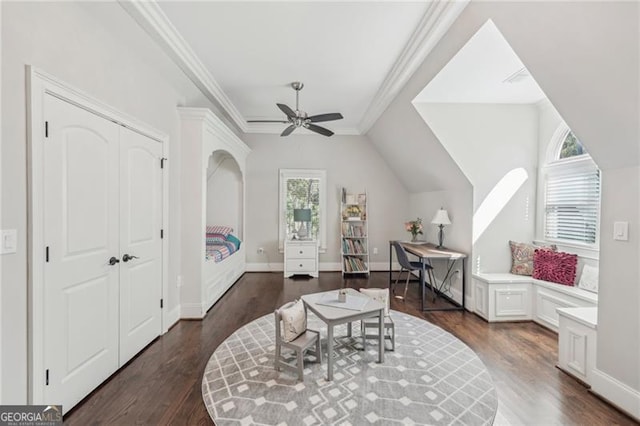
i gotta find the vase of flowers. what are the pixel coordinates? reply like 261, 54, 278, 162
405, 218, 423, 242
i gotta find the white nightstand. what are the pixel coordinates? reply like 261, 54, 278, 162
284, 240, 319, 278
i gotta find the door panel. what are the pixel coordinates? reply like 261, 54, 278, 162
119, 127, 163, 364
43, 94, 120, 410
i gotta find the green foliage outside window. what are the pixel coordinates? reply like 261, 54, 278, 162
286, 178, 320, 239
559, 132, 585, 159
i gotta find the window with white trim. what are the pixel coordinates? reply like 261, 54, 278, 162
544, 129, 600, 245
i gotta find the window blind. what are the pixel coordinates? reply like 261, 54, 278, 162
544, 165, 600, 244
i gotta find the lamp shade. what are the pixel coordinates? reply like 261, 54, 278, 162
431, 209, 451, 225
294, 208, 312, 222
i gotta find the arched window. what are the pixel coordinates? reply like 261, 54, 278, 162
544, 126, 600, 245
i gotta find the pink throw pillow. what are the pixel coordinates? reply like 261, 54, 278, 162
532, 249, 577, 286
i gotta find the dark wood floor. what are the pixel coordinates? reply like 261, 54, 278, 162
65, 272, 638, 425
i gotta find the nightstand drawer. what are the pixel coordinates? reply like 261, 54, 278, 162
286, 245, 317, 259
286, 259, 316, 272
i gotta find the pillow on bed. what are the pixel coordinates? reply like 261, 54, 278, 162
226, 234, 241, 251
206, 225, 234, 237
206, 235, 225, 245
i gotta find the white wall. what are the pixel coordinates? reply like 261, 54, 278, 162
415, 103, 538, 273
242, 133, 409, 269
0, 2, 223, 403
207, 153, 243, 238
409, 188, 473, 306
370, 0, 639, 416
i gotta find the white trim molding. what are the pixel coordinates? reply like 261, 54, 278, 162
246, 261, 401, 273
166, 305, 181, 331
358, 0, 470, 134
591, 368, 640, 421
119, 1, 247, 133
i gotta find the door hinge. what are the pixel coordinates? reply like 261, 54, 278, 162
45, 369, 49, 386
45, 121, 49, 138
160, 229, 164, 239
46, 246, 50, 262
160, 299, 163, 309
160, 158, 167, 169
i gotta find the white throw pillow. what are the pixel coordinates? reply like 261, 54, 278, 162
280, 300, 307, 342
578, 264, 599, 293
359, 288, 390, 316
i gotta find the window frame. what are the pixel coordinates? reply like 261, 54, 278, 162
278, 169, 327, 253
541, 124, 601, 254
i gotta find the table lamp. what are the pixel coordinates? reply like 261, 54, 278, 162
431, 208, 451, 248
294, 208, 312, 239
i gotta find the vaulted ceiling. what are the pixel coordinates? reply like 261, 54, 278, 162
122, 1, 469, 135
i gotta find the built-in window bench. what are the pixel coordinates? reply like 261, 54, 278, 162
472, 273, 598, 332
557, 307, 597, 386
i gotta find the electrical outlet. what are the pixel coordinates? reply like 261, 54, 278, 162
373, 247, 378, 255
257, 247, 264, 254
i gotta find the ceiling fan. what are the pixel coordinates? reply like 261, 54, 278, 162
247, 82, 343, 137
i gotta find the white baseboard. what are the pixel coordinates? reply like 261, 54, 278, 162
180, 302, 205, 319
591, 368, 640, 421
246, 262, 284, 272
246, 261, 401, 273
164, 305, 181, 332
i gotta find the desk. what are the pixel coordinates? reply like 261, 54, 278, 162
301, 288, 385, 381
388, 241, 467, 312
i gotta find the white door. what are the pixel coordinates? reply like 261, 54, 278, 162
118, 127, 163, 364
42, 96, 164, 411
43, 94, 120, 410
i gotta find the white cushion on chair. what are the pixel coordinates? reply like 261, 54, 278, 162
359, 288, 390, 316
280, 300, 307, 342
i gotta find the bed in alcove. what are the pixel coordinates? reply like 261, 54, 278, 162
202, 150, 246, 311
179, 107, 251, 318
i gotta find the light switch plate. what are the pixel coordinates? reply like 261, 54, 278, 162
613, 221, 629, 241
0, 229, 17, 254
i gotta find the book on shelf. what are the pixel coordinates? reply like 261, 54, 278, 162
342, 239, 367, 254
341, 223, 367, 237
343, 256, 368, 272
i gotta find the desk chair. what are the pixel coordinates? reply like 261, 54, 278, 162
392, 241, 435, 301
359, 288, 394, 351
274, 301, 322, 381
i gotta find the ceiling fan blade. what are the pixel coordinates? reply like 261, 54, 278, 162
307, 113, 343, 123
280, 124, 296, 137
247, 120, 290, 123
306, 123, 334, 137
277, 103, 296, 119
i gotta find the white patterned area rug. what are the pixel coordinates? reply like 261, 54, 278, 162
202, 311, 498, 425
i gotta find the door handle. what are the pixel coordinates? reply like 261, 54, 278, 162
109, 256, 120, 266
122, 254, 139, 262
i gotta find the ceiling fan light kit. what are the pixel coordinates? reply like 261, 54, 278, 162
248, 81, 343, 137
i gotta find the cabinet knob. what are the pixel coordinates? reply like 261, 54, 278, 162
299, 250, 303, 254
299, 264, 303, 267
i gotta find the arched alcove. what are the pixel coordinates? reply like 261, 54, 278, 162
206, 150, 244, 241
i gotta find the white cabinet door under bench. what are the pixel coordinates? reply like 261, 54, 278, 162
473, 273, 532, 322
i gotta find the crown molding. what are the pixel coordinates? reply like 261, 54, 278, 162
122, 0, 468, 138
358, 0, 470, 134
120, 1, 248, 133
